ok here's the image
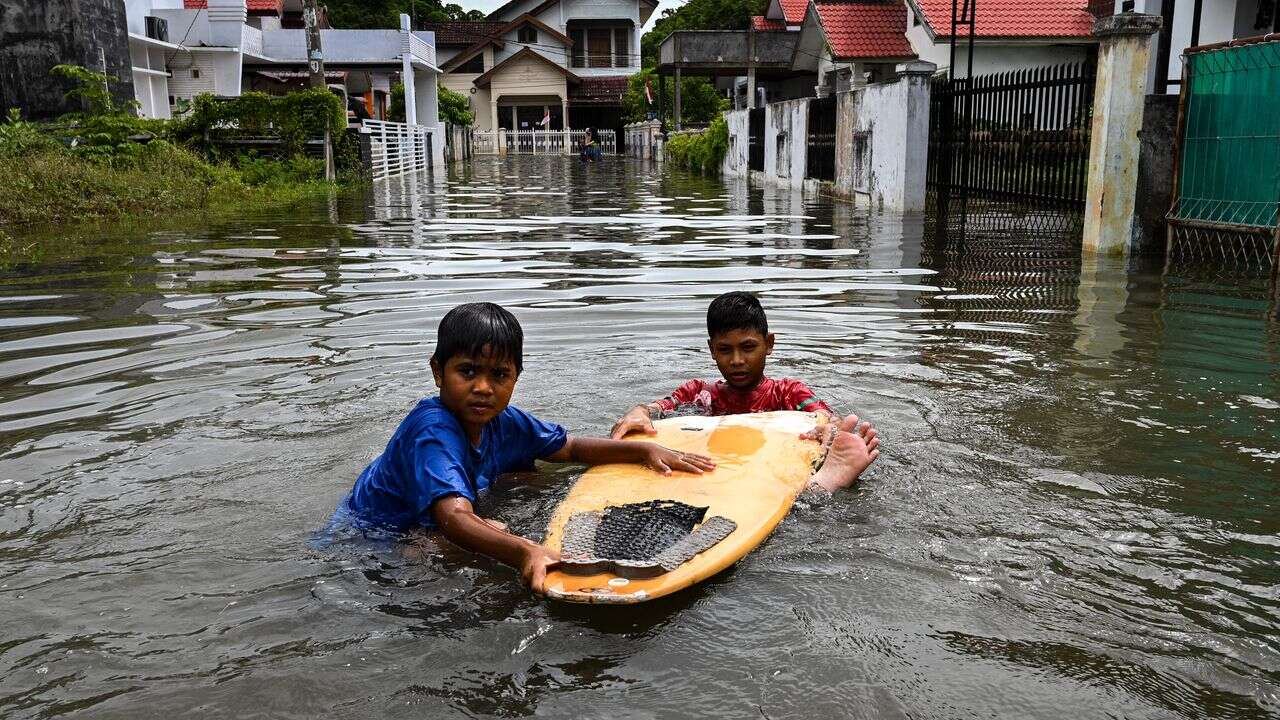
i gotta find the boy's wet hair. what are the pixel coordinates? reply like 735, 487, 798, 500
707, 291, 768, 338
432, 302, 524, 373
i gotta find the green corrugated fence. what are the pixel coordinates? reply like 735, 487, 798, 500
1170, 38, 1280, 229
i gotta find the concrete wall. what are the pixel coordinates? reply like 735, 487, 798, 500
723, 108, 750, 176
1133, 93, 1179, 254
764, 97, 808, 188
1, 0, 137, 119
833, 65, 932, 210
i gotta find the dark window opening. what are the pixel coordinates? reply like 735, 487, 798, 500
457, 53, 484, 73
518, 25, 537, 44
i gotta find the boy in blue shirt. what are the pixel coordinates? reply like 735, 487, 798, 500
340, 302, 715, 594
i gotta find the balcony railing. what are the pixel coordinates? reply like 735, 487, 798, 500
570, 53, 632, 69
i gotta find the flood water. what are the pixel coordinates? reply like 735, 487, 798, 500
1, 156, 1278, 718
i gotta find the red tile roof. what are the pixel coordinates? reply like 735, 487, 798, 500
913, 0, 1094, 38
184, 0, 282, 13
422, 21, 509, 46
779, 0, 809, 24
752, 16, 788, 31
815, 2, 915, 58
569, 75, 629, 105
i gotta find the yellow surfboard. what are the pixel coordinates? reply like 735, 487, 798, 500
543, 411, 823, 604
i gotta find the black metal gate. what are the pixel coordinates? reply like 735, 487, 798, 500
806, 95, 836, 182
927, 62, 1096, 237
748, 107, 765, 172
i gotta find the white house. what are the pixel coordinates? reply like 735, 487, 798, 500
122, 0, 441, 148
424, 0, 658, 135
901, 0, 1097, 77
1097, 0, 1279, 93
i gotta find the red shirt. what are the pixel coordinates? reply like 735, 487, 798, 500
652, 377, 832, 417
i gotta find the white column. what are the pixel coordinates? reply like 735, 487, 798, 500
562, 96, 570, 154
1082, 13, 1163, 257
400, 15, 418, 126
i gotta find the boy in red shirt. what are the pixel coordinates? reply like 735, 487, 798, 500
610, 291, 879, 493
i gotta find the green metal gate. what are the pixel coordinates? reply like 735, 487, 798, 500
1168, 35, 1280, 269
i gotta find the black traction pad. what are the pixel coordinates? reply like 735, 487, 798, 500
559, 500, 738, 578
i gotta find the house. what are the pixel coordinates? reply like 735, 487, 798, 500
902, 0, 1097, 77
423, 0, 657, 135
123, 0, 438, 131
1094, 0, 1280, 93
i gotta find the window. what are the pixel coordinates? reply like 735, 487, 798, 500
456, 53, 484, 73
518, 25, 536, 44
191, 68, 200, 78
570, 29, 586, 67
613, 27, 630, 67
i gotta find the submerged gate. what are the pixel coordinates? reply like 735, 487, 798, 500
1166, 35, 1280, 270
806, 95, 836, 182
927, 62, 1096, 238
748, 107, 765, 172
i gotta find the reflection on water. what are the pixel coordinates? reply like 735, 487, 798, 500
1, 157, 1277, 718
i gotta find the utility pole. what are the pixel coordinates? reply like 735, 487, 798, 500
302, 0, 335, 179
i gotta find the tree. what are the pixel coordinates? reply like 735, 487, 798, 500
323, 0, 484, 29
438, 84, 473, 126
622, 69, 727, 125
640, 0, 765, 66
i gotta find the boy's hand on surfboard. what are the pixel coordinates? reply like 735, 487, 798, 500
520, 545, 561, 595
610, 406, 658, 440
643, 444, 716, 475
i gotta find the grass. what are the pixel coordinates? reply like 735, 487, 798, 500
0, 141, 347, 228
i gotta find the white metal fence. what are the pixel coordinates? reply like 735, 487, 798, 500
362, 119, 432, 180
471, 129, 618, 156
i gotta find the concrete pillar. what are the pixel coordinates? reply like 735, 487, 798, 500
490, 99, 499, 136
207, 0, 247, 48
897, 61, 936, 211
747, 31, 757, 109
561, 97, 569, 153
400, 14, 417, 125
1082, 13, 1163, 257
674, 68, 682, 130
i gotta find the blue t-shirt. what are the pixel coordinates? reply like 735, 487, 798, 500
343, 397, 567, 532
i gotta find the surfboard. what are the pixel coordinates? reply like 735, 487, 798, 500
542, 411, 824, 604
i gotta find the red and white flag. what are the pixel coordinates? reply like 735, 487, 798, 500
539, 109, 551, 127
644, 76, 654, 105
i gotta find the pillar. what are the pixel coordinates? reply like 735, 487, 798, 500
673, 68, 682, 131
747, 31, 756, 110
562, 97, 570, 154
490, 99, 499, 136
1082, 13, 1163, 257
400, 14, 417, 126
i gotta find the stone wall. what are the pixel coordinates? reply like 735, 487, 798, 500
1133, 93, 1179, 254
764, 98, 808, 189
0, 0, 135, 119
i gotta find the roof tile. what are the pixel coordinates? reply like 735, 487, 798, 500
779, 0, 809, 25
913, 0, 1094, 38
752, 16, 788, 31
184, 0, 282, 13
422, 21, 510, 46
815, 2, 916, 59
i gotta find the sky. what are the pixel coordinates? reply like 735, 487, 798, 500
450, 0, 684, 30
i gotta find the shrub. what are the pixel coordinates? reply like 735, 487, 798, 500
438, 83, 473, 126
0, 109, 61, 159
665, 114, 729, 175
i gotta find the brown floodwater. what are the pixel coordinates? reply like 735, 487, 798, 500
1, 156, 1278, 718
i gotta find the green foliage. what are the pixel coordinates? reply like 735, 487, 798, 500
176, 89, 346, 158
51, 63, 138, 116
622, 69, 729, 125
665, 114, 729, 175
641, 0, 764, 66
323, 0, 483, 29
389, 83, 406, 123
0, 109, 61, 159
438, 84, 474, 126
236, 155, 325, 186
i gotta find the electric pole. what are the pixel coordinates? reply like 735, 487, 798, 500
303, 0, 326, 88
302, 0, 335, 179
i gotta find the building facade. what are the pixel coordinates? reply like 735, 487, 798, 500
425, 0, 657, 134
